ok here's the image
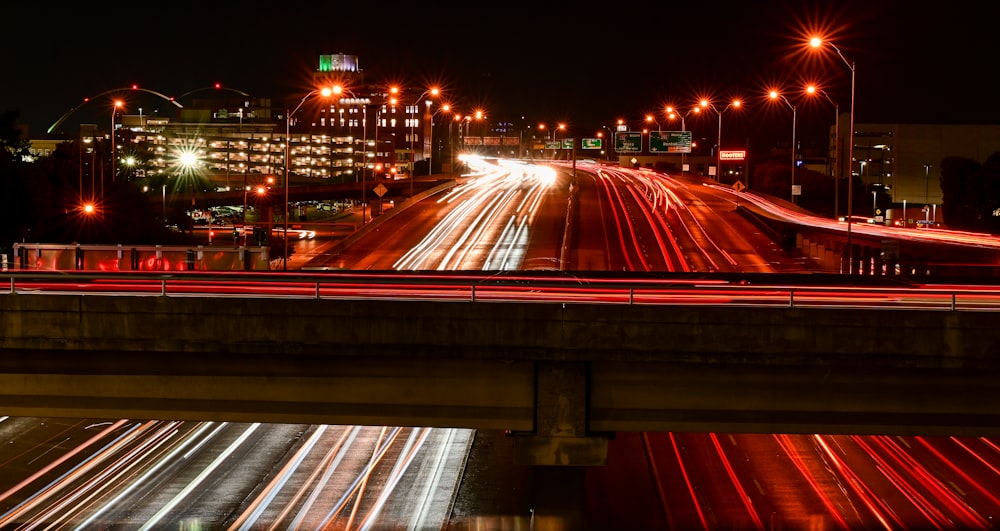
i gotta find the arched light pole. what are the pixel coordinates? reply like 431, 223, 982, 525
110, 100, 123, 183
408, 87, 440, 197
284, 86, 333, 270
768, 89, 798, 203
700, 98, 741, 181
429, 102, 451, 175
807, 84, 840, 218
330, 84, 369, 186
811, 35, 856, 273
665, 105, 701, 173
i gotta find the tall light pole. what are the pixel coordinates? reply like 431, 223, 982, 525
811, 36, 856, 273
429, 103, 451, 175
768, 90, 798, 203
408, 87, 439, 197
284, 86, 333, 270
700, 98, 741, 181
665, 105, 701, 173
449, 113, 461, 169
331, 85, 370, 187
924, 163, 932, 204
807, 85, 840, 218
110, 100, 123, 183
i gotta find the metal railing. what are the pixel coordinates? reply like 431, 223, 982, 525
4, 271, 1000, 311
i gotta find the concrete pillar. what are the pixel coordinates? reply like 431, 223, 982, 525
860, 246, 872, 276
512, 361, 608, 466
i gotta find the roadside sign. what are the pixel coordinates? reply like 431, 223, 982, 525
649, 131, 692, 153
733, 181, 745, 193
615, 132, 642, 153
582, 138, 602, 149
374, 183, 388, 197
792, 184, 801, 196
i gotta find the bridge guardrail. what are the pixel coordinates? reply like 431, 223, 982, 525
4, 271, 1000, 311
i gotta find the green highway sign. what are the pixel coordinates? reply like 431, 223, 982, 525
582, 138, 602, 149
561, 138, 575, 150
615, 132, 642, 153
544, 140, 561, 149
649, 131, 692, 153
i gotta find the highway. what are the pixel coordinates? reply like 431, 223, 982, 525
3, 156, 1000, 529
0, 417, 472, 529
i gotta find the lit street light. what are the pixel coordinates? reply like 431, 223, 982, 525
768, 89, 798, 203
665, 105, 701, 173
806, 84, 840, 218
429, 102, 451, 176
700, 98, 741, 181
408, 87, 439, 197
811, 35, 856, 273
284, 86, 333, 270
110, 100, 123, 183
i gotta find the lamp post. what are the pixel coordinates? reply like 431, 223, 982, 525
110, 100, 123, 183
665, 105, 701, 172
768, 90, 798, 203
449, 113, 461, 169
811, 36, 856, 273
700, 98, 741, 181
284, 86, 333, 270
408, 87, 440, 197
807, 85, 840, 218
429, 103, 451, 175
923, 163, 932, 205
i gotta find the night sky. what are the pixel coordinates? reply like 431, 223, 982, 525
4, 1, 996, 150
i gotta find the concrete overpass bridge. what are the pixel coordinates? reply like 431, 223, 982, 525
2, 271, 999, 466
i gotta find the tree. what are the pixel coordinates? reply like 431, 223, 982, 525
0, 110, 32, 255
0, 111, 200, 253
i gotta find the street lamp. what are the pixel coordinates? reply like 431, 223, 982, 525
408, 87, 440, 197
284, 86, 333, 270
923, 163, 932, 205
449, 113, 461, 169
700, 98, 741, 181
768, 89, 798, 203
111, 99, 123, 183
806, 85, 840, 218
811, 35, 856, 273
665, 105, 701, 172
429, 102, 451, 176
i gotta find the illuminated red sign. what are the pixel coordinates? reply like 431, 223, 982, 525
720, 150, 747, 161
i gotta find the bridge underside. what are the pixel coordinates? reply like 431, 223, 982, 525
2, 293, 1000, 465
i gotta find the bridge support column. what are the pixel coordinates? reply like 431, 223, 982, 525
512, 361, 608, 466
